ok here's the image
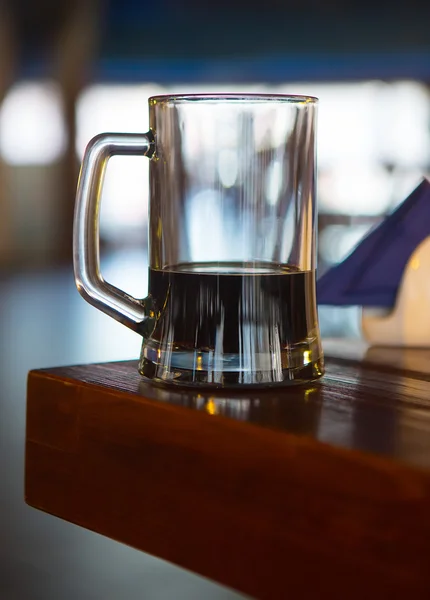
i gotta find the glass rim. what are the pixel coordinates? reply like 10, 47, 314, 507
149, 93, 318, 104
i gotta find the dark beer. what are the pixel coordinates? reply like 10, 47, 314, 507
139, 262, 323, 386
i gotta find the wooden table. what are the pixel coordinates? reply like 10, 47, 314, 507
25, 344, 430, 600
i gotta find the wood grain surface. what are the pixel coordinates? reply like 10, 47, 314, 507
25, 350, 430, 599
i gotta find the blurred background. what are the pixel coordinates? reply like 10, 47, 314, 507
1, 0, 430, 335
1, 1, 430, 598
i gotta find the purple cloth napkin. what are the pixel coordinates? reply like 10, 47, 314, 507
317, 178, 430, 307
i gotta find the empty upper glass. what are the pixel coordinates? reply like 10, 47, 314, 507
74, 94, 324, 387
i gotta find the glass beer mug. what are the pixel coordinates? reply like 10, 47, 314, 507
74, 94, 324, 387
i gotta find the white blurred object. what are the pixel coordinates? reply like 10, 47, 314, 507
362, 236, 430, 346
280, 81, 381, 168
319, 163, 393, 215
375, 81, 430, 168
0, 81, 66, 165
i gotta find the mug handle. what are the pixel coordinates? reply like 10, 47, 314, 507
73, 132, 155, 334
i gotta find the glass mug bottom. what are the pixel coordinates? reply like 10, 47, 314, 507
138, 261, 324, 387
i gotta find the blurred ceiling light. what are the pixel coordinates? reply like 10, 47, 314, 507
0, 81, 66, 165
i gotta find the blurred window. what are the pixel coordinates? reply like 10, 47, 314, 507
1, 79, 429, 261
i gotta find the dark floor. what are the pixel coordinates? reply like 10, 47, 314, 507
0, 250, 246, 599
